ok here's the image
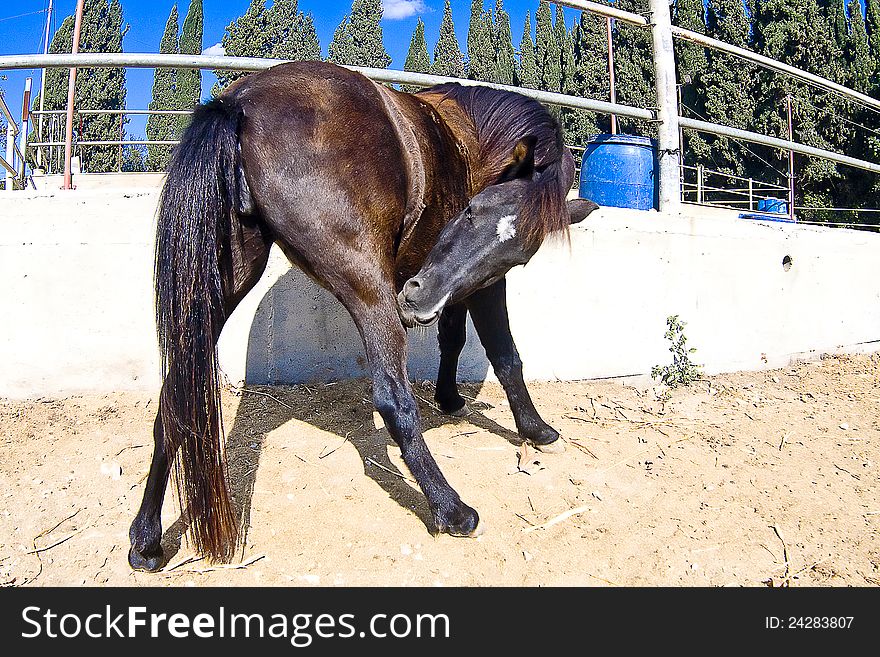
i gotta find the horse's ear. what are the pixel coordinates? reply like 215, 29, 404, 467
568, 197, 599, 224
498, 136, 537, 182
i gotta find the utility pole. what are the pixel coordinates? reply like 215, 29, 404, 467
649, 0, 682, 214
62, 0, 85, 190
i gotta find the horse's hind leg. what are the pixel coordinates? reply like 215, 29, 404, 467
434, 303, 469, 416
466, 278, 562, 452
129, 220, 272, 571
128, 410, 171, 571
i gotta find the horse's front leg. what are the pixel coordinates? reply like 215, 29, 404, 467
434, 303, 469, 416
466, 278, 563, 452
355, 298, 480, 536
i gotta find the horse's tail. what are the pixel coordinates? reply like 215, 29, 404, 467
154, 97, 248, 562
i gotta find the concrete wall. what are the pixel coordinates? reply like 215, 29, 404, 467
2, 187, 879, 398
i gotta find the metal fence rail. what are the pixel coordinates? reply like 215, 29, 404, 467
0, 52, 656, 121
680, 164, 789, 211
2, 0, 880, 215
2, 52, 877, 176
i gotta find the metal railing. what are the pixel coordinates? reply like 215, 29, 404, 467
0, 0, 878, 214
3, 52, 876, 174
1, 88, 26, 191
680, 165, 789, 211
28, 108, 186, 174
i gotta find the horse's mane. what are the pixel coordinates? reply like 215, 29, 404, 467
424, 83, 575, 245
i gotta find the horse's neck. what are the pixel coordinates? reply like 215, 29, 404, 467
416, 92, 485, 196
375, 85, 429, 248
377, 89, 477, 285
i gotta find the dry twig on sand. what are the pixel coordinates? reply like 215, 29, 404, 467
365, 457, 417, 484
523, 505, 591, 533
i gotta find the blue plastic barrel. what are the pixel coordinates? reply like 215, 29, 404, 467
756, 197, 788, 214
578, 134, 658, 210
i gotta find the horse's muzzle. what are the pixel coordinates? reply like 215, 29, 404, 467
396, 278, 448, 328
397, 294, 442, 329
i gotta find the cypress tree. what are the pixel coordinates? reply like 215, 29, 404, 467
863, 0, 880, 209
571, 10, 610, 141
403, 18, 431, 93
467, 1, 495, 82
556, 10, 579, 139
266, 0, 320, 62
613, 0, 655, 135
76, 0, 128, 173
826, 0, 849, 80
268, 0, 299, 59
121, 138, 147, 172
701, 0, 759, 176
847, 0, 879, 214
867, 0, 880, 81
492, 0, 516, 85
848, 0, 872, 94
752, 0, 847, 222
535, 1, 560, 93
297, 13, 322, 61
329, 0, 390, 68
213, 0, 270, 95
673, 0, 708, 113
30, 15, 74, 172
517, 11, 538, 88
328, 15, 354, 64
348, 0, 391, 68
673, 0, 709, 175
147, 5, 178, 171
556, 8, 575, 94
176, 0, 203, 133
433, 0, 465, 78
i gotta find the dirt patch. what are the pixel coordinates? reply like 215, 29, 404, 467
1, 353, 878, 587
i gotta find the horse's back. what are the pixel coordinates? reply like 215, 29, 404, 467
221, 62, 476, 286
227, 62, 411, 259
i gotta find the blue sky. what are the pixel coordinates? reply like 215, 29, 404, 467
0, 0, 544, 137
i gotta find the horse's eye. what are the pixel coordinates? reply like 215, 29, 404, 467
465, 208, 474, 225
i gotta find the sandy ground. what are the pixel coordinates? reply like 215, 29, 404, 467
1, 353, 878, 587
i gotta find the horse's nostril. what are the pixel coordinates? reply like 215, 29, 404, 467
404, 277, 422, 300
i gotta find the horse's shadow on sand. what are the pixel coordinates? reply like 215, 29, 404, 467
159, 268, 523, 564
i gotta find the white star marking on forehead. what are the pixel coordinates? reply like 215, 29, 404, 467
496, 215, 517, 243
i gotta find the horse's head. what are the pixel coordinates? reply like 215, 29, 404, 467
397, 137, 598, 328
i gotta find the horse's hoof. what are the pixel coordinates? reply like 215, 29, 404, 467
437, 504, 480, 537
524, 424, 563, 453
533, 438, 565, 454
446, 403, 470, 417
436, 395, 468, 417
128, 546, 164, 572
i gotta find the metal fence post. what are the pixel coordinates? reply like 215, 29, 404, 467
697, 165, 703, 205
63, 0, 86, 190
649, 0, 682, 214
19, 77, 31, 180
5, 120, 14, 192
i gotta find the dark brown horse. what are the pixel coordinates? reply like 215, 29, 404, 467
129, 61, 597, 570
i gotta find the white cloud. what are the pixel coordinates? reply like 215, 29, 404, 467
383, 0, 429, 20
201, 43, 225, 56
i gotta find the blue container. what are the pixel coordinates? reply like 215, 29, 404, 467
578, 134, 658, 210
757, 197, 788, 214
